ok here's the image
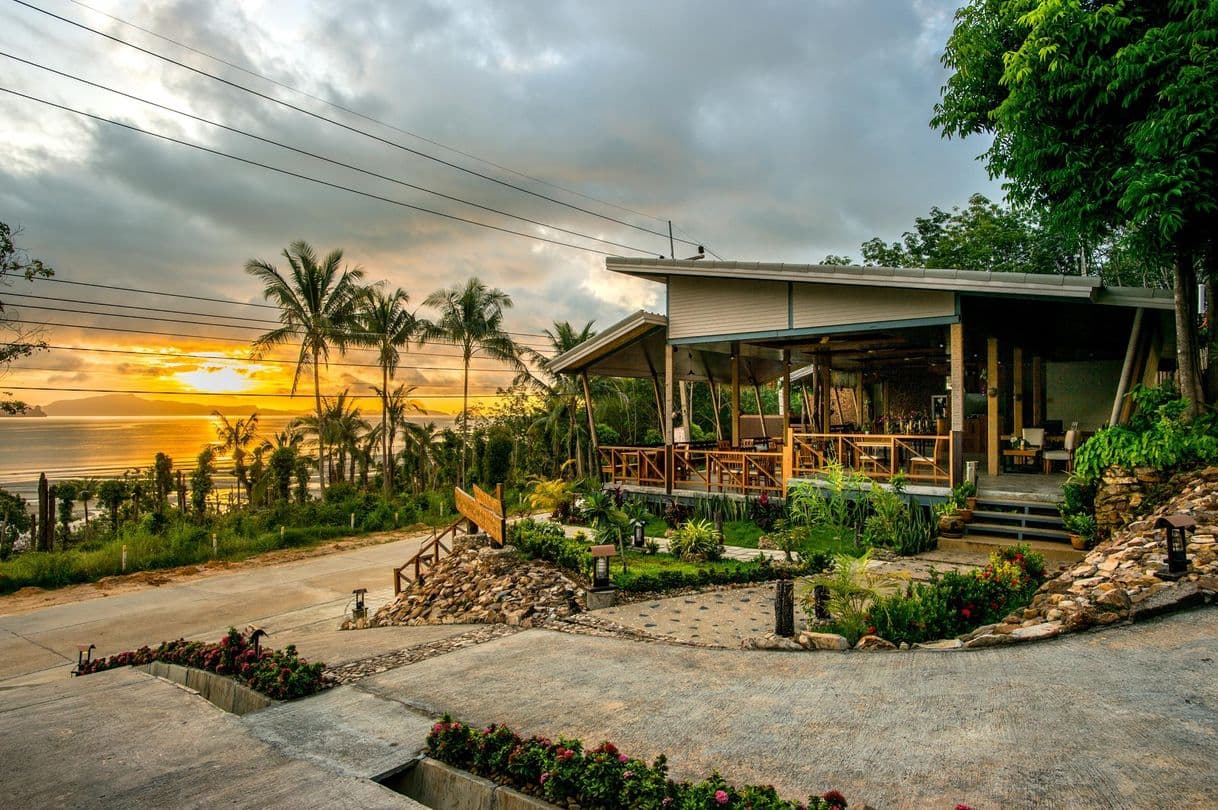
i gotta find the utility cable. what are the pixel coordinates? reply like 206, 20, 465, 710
1, 385, 503, 398
13, 0, 698, 248
0, 50, 659, 256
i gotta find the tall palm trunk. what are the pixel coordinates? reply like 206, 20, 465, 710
382, 363, 391, 498
460, 345, 471, 488
313, 348, 326, 495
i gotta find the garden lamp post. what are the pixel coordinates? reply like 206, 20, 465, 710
591, 544, 616, 590
73, 643, 95, 676
632, 520, 645, 548
1156, 514, 1196, 580
353, 587, 368, 621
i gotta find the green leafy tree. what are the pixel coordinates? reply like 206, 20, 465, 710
75, 477, 96, 527
190, 448, 217, 517
97, 479, 126, 532
420, 278, 523, 487
1, 222, 54, 414
55, 481, 77, 544
245, 241, 365, 494
0, 488, 31, 558
515, 321, 599, 478
354, 286, 419, 497
933, 0, 1218, 415
212, 412, 258, 505
153, 452, 174, 513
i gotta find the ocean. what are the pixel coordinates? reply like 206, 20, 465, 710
0, 414, 455, 506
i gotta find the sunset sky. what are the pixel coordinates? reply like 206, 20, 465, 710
1, 0, 998, 414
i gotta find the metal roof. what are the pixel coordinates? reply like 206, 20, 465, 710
605, 257, 1173, 308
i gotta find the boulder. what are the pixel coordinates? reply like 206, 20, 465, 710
798, 631, 850, 652
854, 635, 897, 651
912, 639, 963, 651
1010, 622, 1061, 642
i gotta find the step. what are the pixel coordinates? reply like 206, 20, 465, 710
965, 521, 1072, 542
974, 497, 1061, 515
939, 534, 1083, 564
972, 509, 1064, 527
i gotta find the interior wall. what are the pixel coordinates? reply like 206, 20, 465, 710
1045, 360, 1122, 431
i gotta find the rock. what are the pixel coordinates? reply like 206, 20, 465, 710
1010, 622, 1062, 642
1129, 582, 1209, 622
1095, 588, 1132, 612
898, 642, 910, 651
959, 624, 997, 642
964, 633, 1015, 649
1045, 609, 1064, 622
854, 635, 897, 651
749, 634, 804, 651
798, 631, 850, 652
912, 639, 962, 651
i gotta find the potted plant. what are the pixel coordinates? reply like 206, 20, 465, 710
1062, 513, 1096, 550
950, 482, 976, 522
935, 502, 965, 538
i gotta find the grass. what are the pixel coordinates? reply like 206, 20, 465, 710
608, 548, 786, 592
0, 523, 366, 594
643, 515, 863, 558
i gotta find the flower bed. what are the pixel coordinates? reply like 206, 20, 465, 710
613, 555, 819, 594
75, 627, 326, 700
866, 547, 1046, 646
427, 716, 849, 809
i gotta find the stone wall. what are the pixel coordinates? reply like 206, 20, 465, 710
355, 535, 584, 629
1094, 465, 1170, 539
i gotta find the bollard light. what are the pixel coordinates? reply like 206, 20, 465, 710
353, 587, 368, 620
633, 520, 645, 548
590, 544, 616, 590
74, 643, 95, 676
1156, 514, 1196, 580
246, 625, 268, 656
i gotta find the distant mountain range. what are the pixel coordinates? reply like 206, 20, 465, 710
40, 394, 307, 418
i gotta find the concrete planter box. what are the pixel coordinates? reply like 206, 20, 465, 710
382, 757, 556, 809
139, 662, 276, 716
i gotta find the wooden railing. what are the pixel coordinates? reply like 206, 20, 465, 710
600, 446, 667, 487
393, 483, 507, 594
394, 519, 459, 594
599, 445, 785, 497
788, 432, 953, 486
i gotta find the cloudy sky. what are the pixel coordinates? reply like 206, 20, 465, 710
0, 0, 998, 412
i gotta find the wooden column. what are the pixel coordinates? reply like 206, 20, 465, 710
1031, 355, 1044, 427
1012, 346, 1024, 436
987, 337, 1000, 477
1110, 307, 1144, 427
664, 344, 675, 494
782, 349, 792, 436
819, 358, 833, 432
701, 351, 723, 440
730, 342, 741, 447
580, 371, 601, 483
949, 322, 965, 486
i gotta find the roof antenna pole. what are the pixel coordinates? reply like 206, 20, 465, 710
668, 220, 676, 261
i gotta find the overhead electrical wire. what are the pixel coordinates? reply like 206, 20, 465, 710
26, 278, 553, 340
13, 0, 700, 249
64, 0, 680, 231
0, 385, 502, 399
0, 86, 637, 257
0, 51, 661, 256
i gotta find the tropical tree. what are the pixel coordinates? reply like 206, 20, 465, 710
212, 411, 259, 506
96, 479, 126, 532
420, 278, 523, 486
515, 321, 600, 477
1, 222, 54, 415
75, 477, 96, 527
354, 286, 418, 496
295, 390, 369, 484
190, 448, 216, 517
932, 0, 1218, 415
401, 420, 441, 493
245, 241, 365, 494
377, 383, 424, 495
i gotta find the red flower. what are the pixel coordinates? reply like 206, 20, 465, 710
961, 608, 971, 619
822, 789, 848, 808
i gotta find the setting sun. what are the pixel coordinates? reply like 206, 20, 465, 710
173, 366, 257, 393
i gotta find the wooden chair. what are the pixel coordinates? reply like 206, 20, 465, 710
1043, 429, 1078, 474
910, 438, 947, 479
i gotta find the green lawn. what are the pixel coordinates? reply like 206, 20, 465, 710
642, 515, 862, 558
608, 548, 783, 592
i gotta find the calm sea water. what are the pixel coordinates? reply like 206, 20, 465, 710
0, 414, 454, 505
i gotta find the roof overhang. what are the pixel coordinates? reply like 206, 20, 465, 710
605, 257, 1172, 308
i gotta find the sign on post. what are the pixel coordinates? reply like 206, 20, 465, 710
455, 483, 507, 547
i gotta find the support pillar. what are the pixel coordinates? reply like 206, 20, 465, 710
580, 371, 601, 483
987, 337, 1000, 477
1110, 307, 1145, 427
702, 351, 723, 440
664, 344, 675, 494
818, 359, 832, 433
949, 322, 965, 487
730, 342, 741, 447
1012, 346, 1024, 436
782, 349, 792, 437
1031, 355, 1044, 427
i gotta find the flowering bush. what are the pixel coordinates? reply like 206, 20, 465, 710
75, 627, 326, 700
866, 545, 1046, 645
426, 716, 849, 809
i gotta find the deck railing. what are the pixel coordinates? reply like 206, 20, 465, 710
598, 445, 786, 497
788, 432, 953, 486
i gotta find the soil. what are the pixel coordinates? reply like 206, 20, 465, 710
0, 526, 434, 617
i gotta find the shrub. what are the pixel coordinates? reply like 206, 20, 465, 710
862, 479, 936, 556
748, 492, 784, 531
528, 478, 576, 519
76, 627, 325, 700
509, 519, 590, 575
805, 551, 883, 645
661, 498, 693, 528
866, 545, 1046, 645
425, 716, 849, 809
668, 519, 723, 562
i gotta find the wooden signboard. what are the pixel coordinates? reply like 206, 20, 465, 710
455, 484, 507, 547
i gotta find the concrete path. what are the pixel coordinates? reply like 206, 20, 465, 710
0, 531, 470, 685
358, 609, 1218, 810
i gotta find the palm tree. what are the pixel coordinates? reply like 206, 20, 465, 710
75, 477, 97, 527
376, 383, 424, 495
401, 420, 440, 493
354, 286, 418, 497
245, 241, 365, 496
515, 321, 598, 477
212, 411, 259, 506
420, 278, 523, 487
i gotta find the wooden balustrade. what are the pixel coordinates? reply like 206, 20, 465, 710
598, 445, 784, 497
787, 432, 953, 486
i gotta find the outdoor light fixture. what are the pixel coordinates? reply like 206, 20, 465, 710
353, 587, 368, 621
73, 643, 95, 676
684, 246, 706, 260
591, 544, 616, 590
633, 520, 646, 548
1156, 514, 1196, 580
247, 625, 268, 656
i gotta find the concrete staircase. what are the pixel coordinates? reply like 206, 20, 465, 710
939, 496, 1084, 564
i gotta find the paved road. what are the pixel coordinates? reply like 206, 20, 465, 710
0, 532, 460, 685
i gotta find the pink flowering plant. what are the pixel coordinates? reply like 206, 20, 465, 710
425, 715, 851, 809
74, 627, 325, 700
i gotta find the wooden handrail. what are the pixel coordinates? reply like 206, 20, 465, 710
788, 432, 952, 486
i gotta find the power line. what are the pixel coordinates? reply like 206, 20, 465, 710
0, 85, 627, 257
0, 50, 660, 256
28, 278, 553, 340
2, 385, 506, 399
6, 292, 552, 348
14, 0, 700, 249
9, 343, 523, 374
64, 0, 678, 230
